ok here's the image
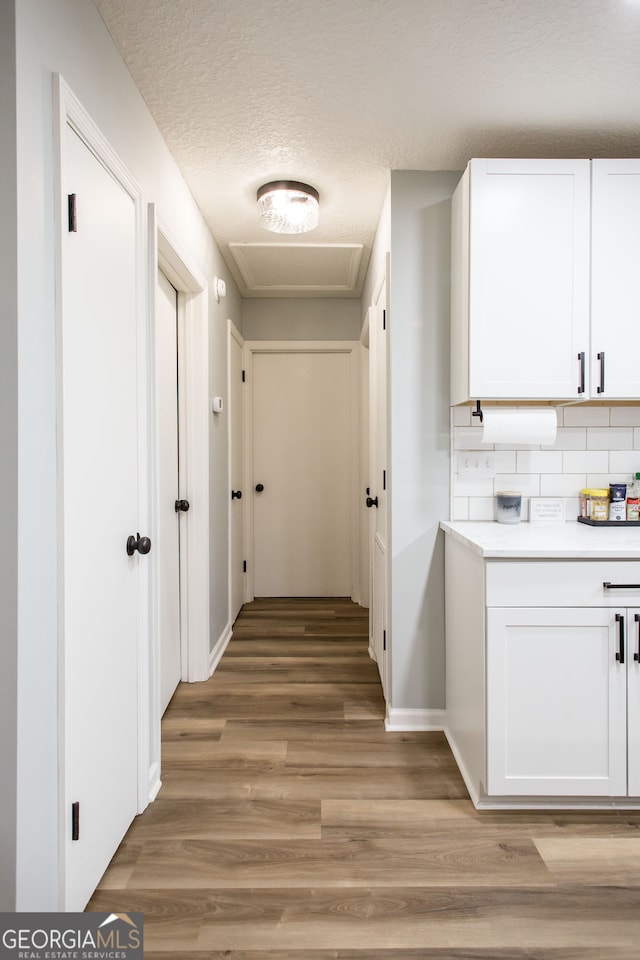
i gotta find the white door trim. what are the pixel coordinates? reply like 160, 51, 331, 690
243, 340, 360, 603
150, 206, 210, 693
53, 76, 150, 906
228, 320, 247, 620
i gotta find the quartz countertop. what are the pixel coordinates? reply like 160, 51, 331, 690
440, 520, 640, 558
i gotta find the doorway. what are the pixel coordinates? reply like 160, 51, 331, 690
244, 341, 359, 600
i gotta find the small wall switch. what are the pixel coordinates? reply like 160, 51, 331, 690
457, 452, 495, 480
212, 396, 224, 414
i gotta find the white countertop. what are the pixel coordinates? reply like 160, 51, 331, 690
440, 520, 640, 558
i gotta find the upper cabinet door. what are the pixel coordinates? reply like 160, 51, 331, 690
591, 160, 640, 400
451, 159, 591, 403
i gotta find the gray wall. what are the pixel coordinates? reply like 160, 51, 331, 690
0, 0, 18, 911
242, 298, 362, 341
389, 171, 461, 711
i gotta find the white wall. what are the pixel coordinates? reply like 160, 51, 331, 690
242, 298, 362, 340
0, 0, 18, 911
388, 171, 460, 711
13, 0, 240, 909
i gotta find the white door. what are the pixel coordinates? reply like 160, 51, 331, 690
229, 323, 245, 623
591, 160, 640, 399
61, 124, 143, 909
468, 158, 591, 399
368, 280, 389, 696
156, 268, 181, 715
251, 349, 352, 598
487, 607, 627, 797
627, 608, 640, 797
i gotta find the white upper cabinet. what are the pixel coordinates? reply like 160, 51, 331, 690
451, 159, 591, 403
591, 160, 640, 399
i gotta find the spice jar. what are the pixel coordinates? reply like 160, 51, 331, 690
590, 489, 609, 521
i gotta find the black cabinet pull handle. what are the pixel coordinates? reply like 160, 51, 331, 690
231, 490, 242, 500
366, 496, 378, 508
616, 613, 625, 664
578, 351, 585, 394
127, 532, 151, 556
174, 499, 190, 512
597, 351, 605, 394
255, 483, 264, 493
603, 582, 640, 590
635, 614, 640, 663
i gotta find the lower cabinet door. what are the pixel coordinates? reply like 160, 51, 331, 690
487, 607, 627, 796
627, 609, 640, 797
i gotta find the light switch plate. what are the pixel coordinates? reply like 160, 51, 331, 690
457, 452, 494, 480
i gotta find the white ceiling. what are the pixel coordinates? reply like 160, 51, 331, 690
94, 0, 640, 297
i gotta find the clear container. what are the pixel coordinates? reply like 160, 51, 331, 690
590, 489, 609, 521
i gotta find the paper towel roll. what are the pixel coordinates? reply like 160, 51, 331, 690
481, 408, 557, 445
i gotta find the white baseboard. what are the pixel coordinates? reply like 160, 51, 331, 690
209, 621, 232, 677
147, 761, 162, 805
385, 708, 446, 731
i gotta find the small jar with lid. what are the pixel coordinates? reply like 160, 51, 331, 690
590, 489, 609, 521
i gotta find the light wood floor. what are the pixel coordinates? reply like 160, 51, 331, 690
89, 598, 640, 958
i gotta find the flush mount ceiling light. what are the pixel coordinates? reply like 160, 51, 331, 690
257, 180, 319, 235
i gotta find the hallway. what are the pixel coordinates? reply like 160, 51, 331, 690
88, 599, 640, 957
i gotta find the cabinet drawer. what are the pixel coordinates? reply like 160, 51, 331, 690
486, 560, 640, 607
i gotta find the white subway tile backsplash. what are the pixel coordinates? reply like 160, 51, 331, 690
453, 427, 493, 451
587, 427, 633, 450
563, 450, 609, 474
609, 451, 640, 475
453, 497, 469, 520
453, 477, 495, 497
469, 497, 495, 521
540, 474, 586, 497
451, 405, 640, 524
563, 407, 610, 427
493, 474, 540, 497
516, 450, 563, 473
543, 427, 587, 451
452, 406, 471, 426
610, 407, 640, 427
492, 450, 517, 474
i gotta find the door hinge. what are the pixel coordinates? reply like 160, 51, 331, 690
383, 469, 386, 491
71, 801, 80, 841
242, 369, 246, 383
383, 629, 386, 651
382, 309, 386, 331
243, 560, 247, 573
68, 193, 77, 233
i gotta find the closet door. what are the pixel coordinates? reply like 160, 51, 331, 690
61, 121, 145, 909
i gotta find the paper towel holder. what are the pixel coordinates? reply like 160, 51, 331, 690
472, 400, 484, 424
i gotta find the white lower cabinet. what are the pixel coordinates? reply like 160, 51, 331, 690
486, 606, 633, 797
444, 536, 640, 807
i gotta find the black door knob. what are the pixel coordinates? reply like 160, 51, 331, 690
366, 496, 379, 508
231, 490, 243, 500
127, 532, 152, 556
255, 483, 264, 493
174, 499, 190, 512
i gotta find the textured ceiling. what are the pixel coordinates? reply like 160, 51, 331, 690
94, 0, 640, 296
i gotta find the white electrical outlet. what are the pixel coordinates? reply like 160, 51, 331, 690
457, 452, 495, 479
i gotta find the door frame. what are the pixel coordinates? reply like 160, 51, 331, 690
54, 76, 150, 905
149, 209, 210, 705
243, 340, 360, 603
228, 320, 247, 620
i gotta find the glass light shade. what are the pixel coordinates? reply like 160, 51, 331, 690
257, 181, 319, 234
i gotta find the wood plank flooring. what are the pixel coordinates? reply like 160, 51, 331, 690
88, 598, 640, 958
